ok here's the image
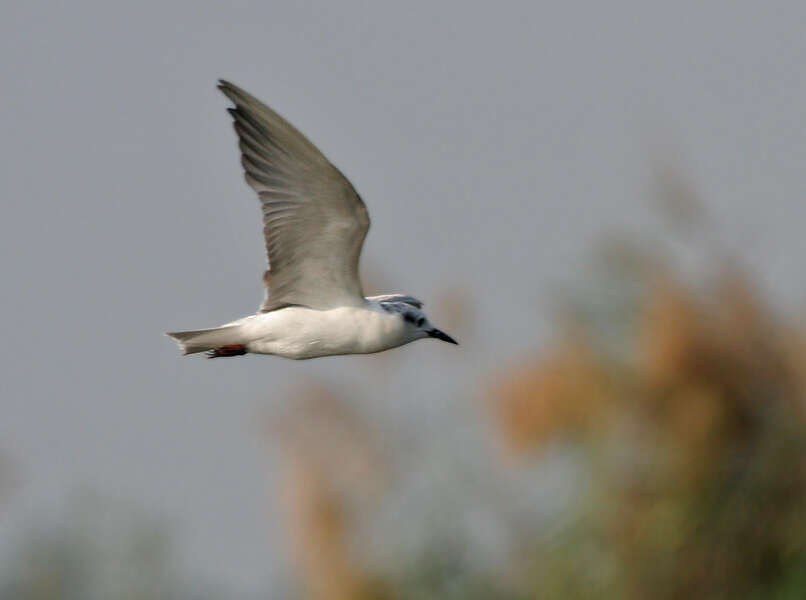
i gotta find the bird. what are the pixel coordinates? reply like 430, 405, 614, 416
166, 80, 457, 360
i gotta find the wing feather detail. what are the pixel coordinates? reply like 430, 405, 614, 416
218, 80, 370, 312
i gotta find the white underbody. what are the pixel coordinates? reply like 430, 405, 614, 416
221, 300, 417, 359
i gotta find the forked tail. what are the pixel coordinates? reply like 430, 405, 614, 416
165, 325, 245, 356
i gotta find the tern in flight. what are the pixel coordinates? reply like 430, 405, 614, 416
167, 81, 457, 359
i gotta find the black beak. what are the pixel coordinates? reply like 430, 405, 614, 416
427, 328, 458, 345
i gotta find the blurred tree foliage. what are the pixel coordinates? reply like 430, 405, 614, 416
489, 206, 806, 597
0, 493, 223, 600
494, 262, 806, 599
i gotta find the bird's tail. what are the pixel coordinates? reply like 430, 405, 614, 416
165, 325, 245, 355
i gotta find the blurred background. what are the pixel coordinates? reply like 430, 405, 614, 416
2, 2, 806, 598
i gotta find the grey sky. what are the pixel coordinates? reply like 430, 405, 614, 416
2, 1, 806, 594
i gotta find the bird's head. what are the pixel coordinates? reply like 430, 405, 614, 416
400, 307, 458, 345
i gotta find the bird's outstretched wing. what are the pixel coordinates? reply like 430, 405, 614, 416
218, 80, 370, 312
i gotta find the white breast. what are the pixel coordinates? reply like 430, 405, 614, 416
240, 304, 410, 359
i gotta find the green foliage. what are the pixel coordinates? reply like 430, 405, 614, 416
0, 494, 219, 600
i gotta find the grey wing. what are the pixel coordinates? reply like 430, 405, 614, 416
368, 294, 423, 309
218, 80, 370, 312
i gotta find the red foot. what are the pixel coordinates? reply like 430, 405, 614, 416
206, 344, 247, 359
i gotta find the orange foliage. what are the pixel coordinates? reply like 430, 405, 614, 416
491, 261, 806, 598
269, 387, 387, 600
493, 337, 612, 454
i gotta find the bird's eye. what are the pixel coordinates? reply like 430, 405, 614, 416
416, 317, 425, 327
404, 313, 416, 324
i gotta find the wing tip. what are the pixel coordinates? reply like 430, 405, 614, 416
218, 79, 246, 105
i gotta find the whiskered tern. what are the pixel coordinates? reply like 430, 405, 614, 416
167, 81, 457, 359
